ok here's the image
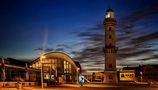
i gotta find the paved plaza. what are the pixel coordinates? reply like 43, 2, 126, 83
0, 83, 158, 90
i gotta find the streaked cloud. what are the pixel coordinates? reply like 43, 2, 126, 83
68, 1, 158, 72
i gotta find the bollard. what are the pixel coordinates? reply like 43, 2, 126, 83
17, 82, 22, 90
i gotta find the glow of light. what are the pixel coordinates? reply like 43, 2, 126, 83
41, 55, 46, 59
106, 13, 110, 18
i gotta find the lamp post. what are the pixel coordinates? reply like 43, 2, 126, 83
1, 57, 6, 87
140, 71, 143, 82
40, 55, 45, 88
76, 68, 80, 84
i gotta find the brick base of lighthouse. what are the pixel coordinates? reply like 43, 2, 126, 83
104, 71, 118, 83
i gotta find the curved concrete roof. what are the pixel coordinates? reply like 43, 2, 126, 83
31, 52, 78, 69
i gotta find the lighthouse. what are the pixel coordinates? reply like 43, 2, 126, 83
103, 8, 118, 83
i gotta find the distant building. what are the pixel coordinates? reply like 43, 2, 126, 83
0, 58, 32, 82
140, 65, 158, 82
120, 65, 158, 82
92, 72, 104, 82
119, 70, 135, 82
82, 72, 104, 82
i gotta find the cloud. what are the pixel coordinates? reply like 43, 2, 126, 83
87, 23, 104, 31
34, 47, 54, 52
72, 1, 158, 72
137, 54, 158, 61
56, 44, 71, 49
52, 1, 158, 72
117, 49, 154, 59
119, 1, 158, 33
131, 32, 158, 45
55, 48, 64, 52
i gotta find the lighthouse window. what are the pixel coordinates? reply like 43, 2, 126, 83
109, 27, 111, 31
109, 35, 111, 39
109, 64, 112, 68
109, 43, 112, 47
109, 75, 113, 79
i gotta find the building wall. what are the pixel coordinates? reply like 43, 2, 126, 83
142, 65, 158, 81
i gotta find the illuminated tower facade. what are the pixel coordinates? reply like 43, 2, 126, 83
103, 8, 118, 83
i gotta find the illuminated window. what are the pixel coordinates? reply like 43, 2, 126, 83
109, 43, 112, 47
35, 63, 39, 69
109, 35, 111, 39
69, 64, 72, 73
109, 27, 111, 31
32, 64, 35, 68
121, 74, 124, 77
64, 61, 70, 73
30, 65, 33, 68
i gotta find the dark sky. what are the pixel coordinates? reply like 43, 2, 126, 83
1, 0, 158, 72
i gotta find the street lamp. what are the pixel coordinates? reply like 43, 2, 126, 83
40, 55, 45, 88
76, 68, 80, 84
140, 71, 143, 82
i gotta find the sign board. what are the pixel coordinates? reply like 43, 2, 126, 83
44, 73, 50, 79
51, 75, 55, 80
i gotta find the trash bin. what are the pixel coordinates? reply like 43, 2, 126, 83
17, 82, 22, 90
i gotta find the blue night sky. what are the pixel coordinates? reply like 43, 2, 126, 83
1, 0, 158, 72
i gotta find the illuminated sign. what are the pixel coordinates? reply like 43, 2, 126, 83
79, 74, 84, 84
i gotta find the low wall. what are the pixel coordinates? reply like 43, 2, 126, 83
0, 82, 37, 87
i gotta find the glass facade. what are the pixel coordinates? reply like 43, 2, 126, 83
0, 52, 80, 86
29, 52, 80, 84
